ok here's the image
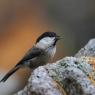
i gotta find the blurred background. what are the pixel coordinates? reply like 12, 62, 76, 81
0, 0, 95, 95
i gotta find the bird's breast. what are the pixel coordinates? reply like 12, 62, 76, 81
46, 46, 56, 58
27, 46, 56, 69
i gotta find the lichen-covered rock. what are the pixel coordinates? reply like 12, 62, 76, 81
46, 57, 95, 95
75, 39, 95, 57
14, 57, 95, 95
14, 66, 64, 95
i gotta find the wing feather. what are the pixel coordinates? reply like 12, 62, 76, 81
15, 47, 43, 66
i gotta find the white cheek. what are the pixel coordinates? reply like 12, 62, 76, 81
36, 37, 55, 49
36, 41, 47, 49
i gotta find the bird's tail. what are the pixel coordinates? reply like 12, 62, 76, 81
0, 66, 20, 82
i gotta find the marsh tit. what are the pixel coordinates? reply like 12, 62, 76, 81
0, 32, 63, 82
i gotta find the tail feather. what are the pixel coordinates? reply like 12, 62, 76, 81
0, 66, 20, 82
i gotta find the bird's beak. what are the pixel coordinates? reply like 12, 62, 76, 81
56, 36, 63, 40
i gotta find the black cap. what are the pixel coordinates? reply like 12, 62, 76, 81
36, 32, 57, 43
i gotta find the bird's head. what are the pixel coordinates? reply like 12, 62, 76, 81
35, 32, 63, 49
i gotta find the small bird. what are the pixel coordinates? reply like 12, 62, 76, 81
0, 31, 63, 82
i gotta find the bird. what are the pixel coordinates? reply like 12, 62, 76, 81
0, 31, 63, 82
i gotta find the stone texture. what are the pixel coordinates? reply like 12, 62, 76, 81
75, 39, 95, 57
